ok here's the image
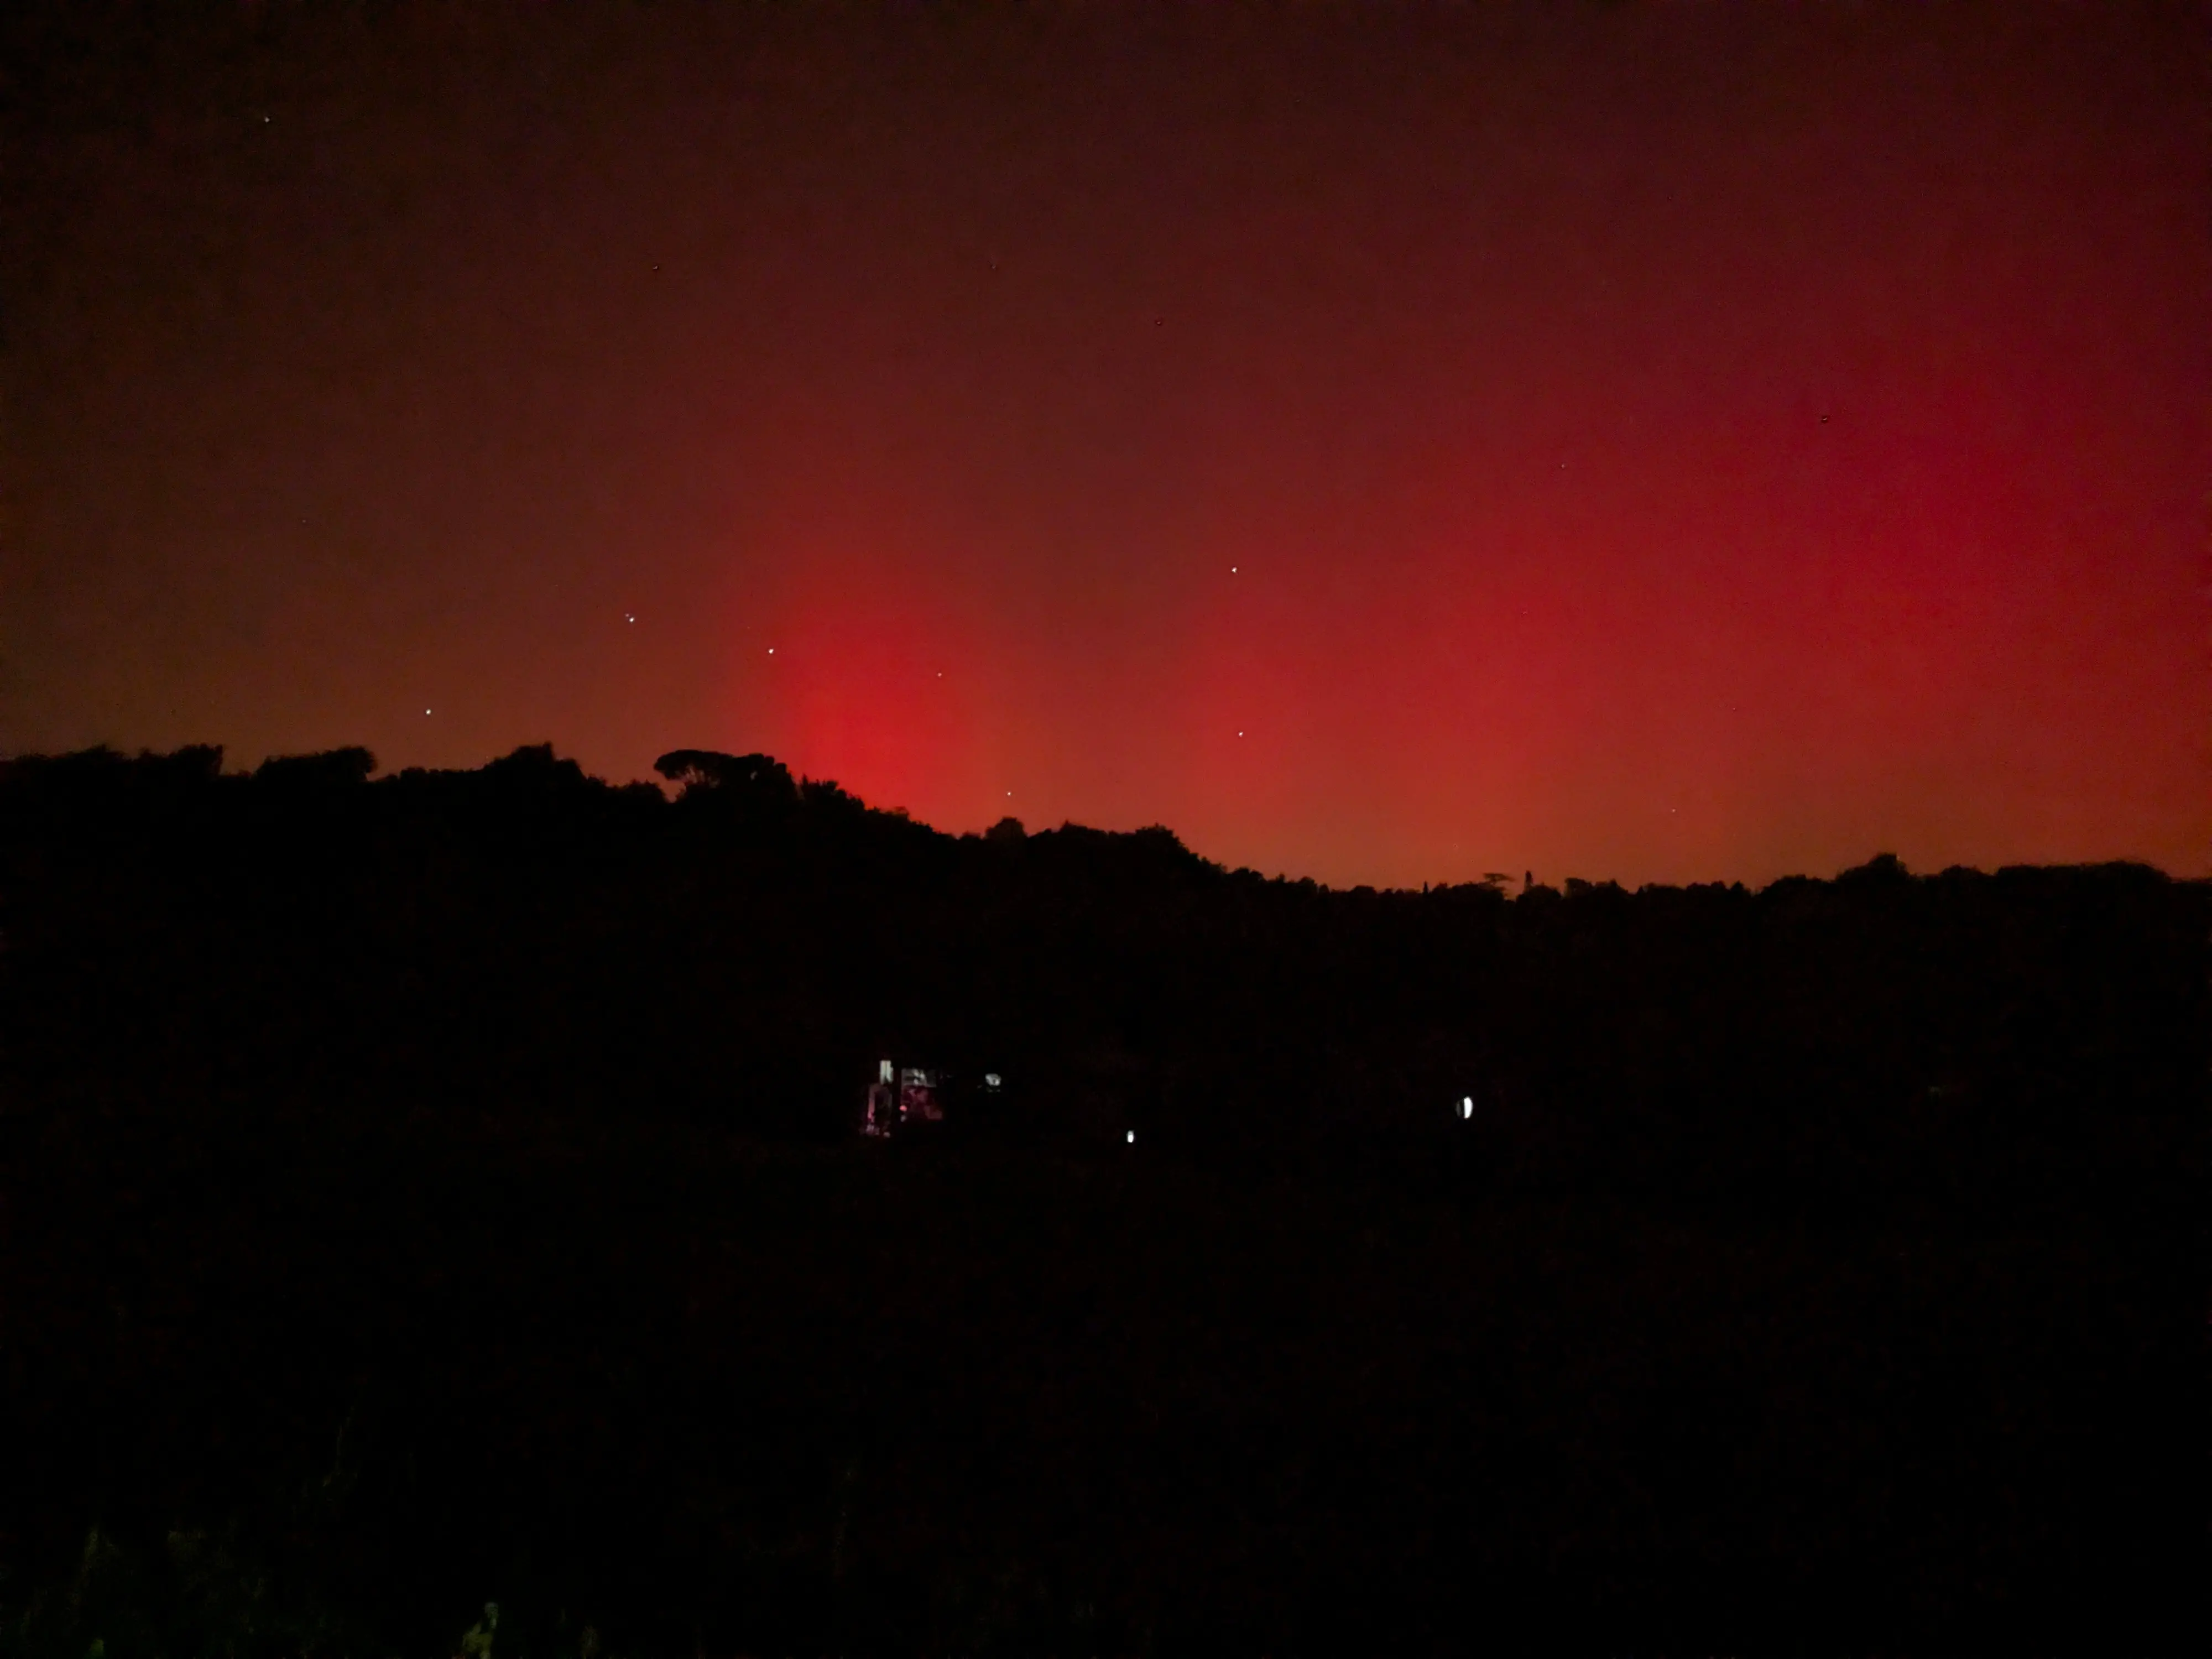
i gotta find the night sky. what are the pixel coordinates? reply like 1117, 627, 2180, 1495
7, 2, 2205, 888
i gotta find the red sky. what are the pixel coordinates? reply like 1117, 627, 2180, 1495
7, 2, 2205, 888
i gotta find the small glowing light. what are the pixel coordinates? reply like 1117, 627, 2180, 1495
625, 613, 635, 623
425, 708, 432, 715
1125, 1130, 1135, 1145
984, 1072, 1001, 1088
1460, 1095, 1473, 1119
767, 647, 774, 654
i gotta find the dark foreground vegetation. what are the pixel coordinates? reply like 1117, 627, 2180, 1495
3, 744, 2203, 1655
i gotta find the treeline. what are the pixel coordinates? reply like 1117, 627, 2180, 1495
8, 741, 2199, 1204
1, 743, 2203, 1655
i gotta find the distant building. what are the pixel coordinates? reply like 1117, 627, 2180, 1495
860, 1058, 969, 1138
858, 1058, 1011, 1139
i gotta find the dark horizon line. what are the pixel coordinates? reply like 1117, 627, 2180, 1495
7, 735, 2195, 898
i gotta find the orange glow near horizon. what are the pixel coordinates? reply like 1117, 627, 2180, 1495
9, 4, 2205, 889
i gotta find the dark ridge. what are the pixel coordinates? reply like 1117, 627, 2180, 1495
1, 744, 2201, 1656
